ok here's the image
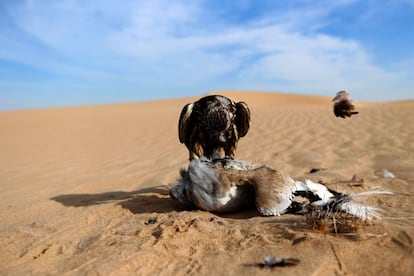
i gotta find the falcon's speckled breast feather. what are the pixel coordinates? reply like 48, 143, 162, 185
178, 95, 250, 160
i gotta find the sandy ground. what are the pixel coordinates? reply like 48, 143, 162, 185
1, 91, 413, 275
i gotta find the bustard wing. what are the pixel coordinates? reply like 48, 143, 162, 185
235, 101, 251, 137
178, 103, 194, 143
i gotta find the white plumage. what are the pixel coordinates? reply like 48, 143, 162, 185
170, 158, 391, 220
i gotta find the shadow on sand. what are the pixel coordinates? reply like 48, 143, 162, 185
51, 185, 261, 219
51, 185, 188, 214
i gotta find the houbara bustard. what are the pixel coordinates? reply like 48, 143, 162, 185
170, 158, 391, 219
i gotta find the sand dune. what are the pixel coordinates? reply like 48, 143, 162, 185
1, 91, 413, 275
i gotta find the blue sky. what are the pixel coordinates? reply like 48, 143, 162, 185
1, 0, 413, 110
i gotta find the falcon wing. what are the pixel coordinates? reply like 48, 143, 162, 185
178, 103, 194, 143
235, 101, 251, 137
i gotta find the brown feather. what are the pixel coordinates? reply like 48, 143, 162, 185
178, 95, 251, 160
332, 91, 359, 118
235, 101, 251, 137
178, 103, 193, 143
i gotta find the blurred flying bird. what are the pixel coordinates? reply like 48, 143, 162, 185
332, 91, 359, 118
178, 95, 250, 160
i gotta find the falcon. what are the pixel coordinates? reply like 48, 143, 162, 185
178, 95, 250, 160
332, 90, 359, 118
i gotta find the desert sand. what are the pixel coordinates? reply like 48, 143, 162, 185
1, 91, 413, 275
